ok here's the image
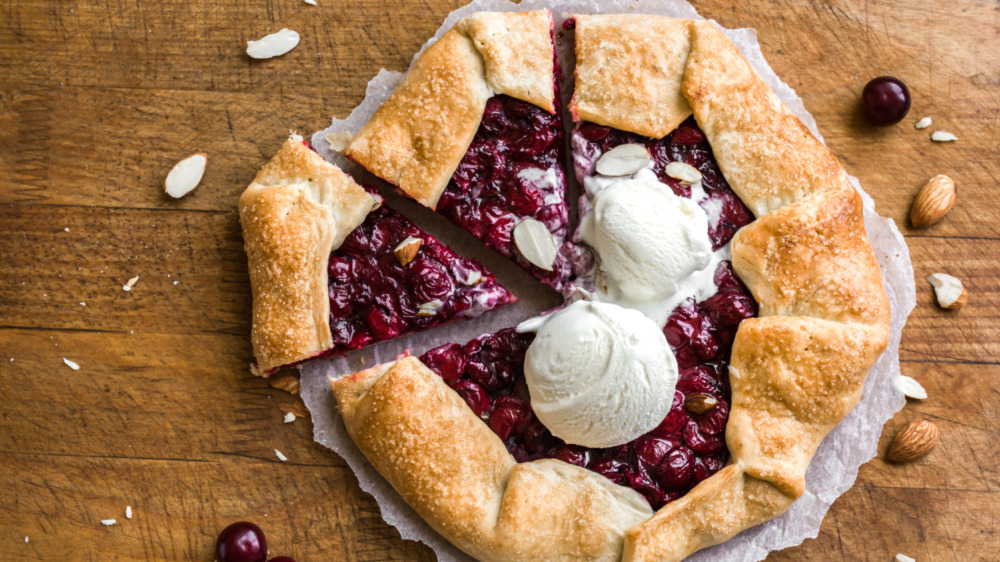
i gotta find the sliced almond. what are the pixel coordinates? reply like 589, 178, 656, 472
462, 270, 482, 286
895, 555, 916, 562
393, 236, 423, 267
246, 28, 300, 59
283, 412, 296, 423
895, 374, 927, 400
887, 419, 939, 463
684, 394, 718, 415
279, 400, 310, 418
164, 154, 207, 199
513, 218, 557, 271
595, 143, 650, 176
325, 130, 353, 152
914, 117, 931, 129
417, 299, 443, 317
63, 358, 80, 370
269, 373, 301, 395
665, 161, 703, 184
931, 130, 958, 142
926, 273, 967, 309
910, 174, 956, 228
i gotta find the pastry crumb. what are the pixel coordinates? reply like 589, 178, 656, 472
123, 275, 140, 291
101, 519, 116, 526
283, 412, 296, 423
275, 449, 288, 462
125, 505, 132, 519
63, 358, 80, 370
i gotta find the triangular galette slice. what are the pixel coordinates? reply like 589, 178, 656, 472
239, 136, 516, 376
343, 10, 573, 293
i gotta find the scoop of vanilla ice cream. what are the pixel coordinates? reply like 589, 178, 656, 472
517, 300, 678, 448
581, 176, 712, 302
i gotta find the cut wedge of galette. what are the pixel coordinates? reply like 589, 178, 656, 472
343, 10, 574, 293
239, 135, 516, 376
327, 12, 890, 562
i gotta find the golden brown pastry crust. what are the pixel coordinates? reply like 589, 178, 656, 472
331, 357, 653, 562
570, 14, 694, 139
344, 10, 555, 209
239, 136, 378, 375
330, 14, 892, 562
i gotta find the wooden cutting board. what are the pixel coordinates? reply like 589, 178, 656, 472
1, 0, 998, 560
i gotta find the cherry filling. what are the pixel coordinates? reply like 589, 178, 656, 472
574, 116, 754, 250
419, 118, 759, 510
322, 188, 517, 358
420, 264, 756, 511
437, 93, 571, 291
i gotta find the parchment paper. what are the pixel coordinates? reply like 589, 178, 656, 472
300, 1, 917, 559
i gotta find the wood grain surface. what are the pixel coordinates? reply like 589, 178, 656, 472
2, 0, 998, 560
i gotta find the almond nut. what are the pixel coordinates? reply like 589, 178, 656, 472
684, 394, 718, 415
269, 373, 301, 395
887, 419, 939, 463
513, 218, 557, 271
665, 161, 703, 184
246, 28, 300, 59
595, 143, 650, 176
910, 174, 956, 228
926, 272, 967, 309
164, 153, 207, 199
393, 236, 423, 267
279, 400, 310, 418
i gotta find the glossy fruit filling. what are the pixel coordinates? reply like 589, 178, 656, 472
420, 261, 756, 511
323, 188, 517, 357
437, 93, 571, 291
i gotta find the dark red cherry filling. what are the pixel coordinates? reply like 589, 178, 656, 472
420, 264, 755, 511
573, 116, 754, 250
437, 93, 571, 292
321, 187, 517, 358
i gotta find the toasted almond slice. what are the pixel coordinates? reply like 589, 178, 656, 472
246, 28, 300, 59
665, 161, 703, 184
896, 374, 927, 400
595, 143, 650, 176
393, 236, 423, 267
417, 299, 443, 317
164, 154, 207, 199
931, 130, 958, 142
926, 273, 967, 309
513, 218, 557, 271
462, 270, 482, 286
325, 130, 353, 152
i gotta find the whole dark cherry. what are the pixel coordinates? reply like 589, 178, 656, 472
861, 76, 911, 125
216, 521, 267, 562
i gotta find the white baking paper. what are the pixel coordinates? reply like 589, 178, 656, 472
301, 1, 916, 560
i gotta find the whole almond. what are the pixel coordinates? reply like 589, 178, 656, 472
684, 394, 718, 415
887, 419, 939, 462
269, 373, 301, 395
910, 175, 956, 228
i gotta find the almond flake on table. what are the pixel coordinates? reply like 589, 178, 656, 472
283, 412, 296, 423
895, 555, 916, 562
274, 449, 288, 462
24, 536, 28, 543
101, 519, 116, 526
122, 275, 139, 292
303, 0, 317, 5
64, 227, 70, 232
931, 131, 958, 142
125, 505, 132, 519
896, 374, 927, 400
63, 358, 80, 370
914, 117, 931, 129
246, 28, 300, 59
164, 154, 207, 199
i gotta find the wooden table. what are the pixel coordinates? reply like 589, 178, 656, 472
2, 0, 997, 560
